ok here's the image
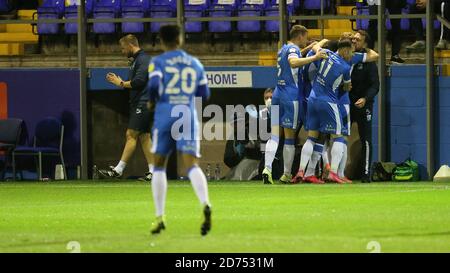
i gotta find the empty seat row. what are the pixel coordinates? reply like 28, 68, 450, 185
36, 0, 331, 34
354, 0, 440, 31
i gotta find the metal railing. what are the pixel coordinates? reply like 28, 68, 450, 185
0, 0, 439, 179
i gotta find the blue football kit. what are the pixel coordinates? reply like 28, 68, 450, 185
147, 49, 210, 157
272, 43, 304, 130
305, 49, 352, 135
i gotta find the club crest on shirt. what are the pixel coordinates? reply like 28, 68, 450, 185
366, 109, 372, 121
148, 63, 155, 73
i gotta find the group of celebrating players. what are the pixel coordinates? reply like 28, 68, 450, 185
262, 25, 379, 185
140, 23, 380, 235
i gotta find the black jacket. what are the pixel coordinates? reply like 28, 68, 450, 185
128, 49, 151, 106
349, 49, 380, 105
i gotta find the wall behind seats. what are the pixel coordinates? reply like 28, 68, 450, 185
352, 66, 450, 180
0, 69, 80, 178
388, 66, 428, 178
437, 76, 450, 169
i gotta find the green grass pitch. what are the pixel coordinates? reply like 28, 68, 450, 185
1, 180, 450, 253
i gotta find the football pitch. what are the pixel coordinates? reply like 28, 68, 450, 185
0, 181, 449, 253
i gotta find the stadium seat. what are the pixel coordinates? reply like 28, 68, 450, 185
400, 7, 410, 30
0, 0, 12, 12
185, 0, 209, 33
422, 19, 441, 30
303, 0, 329, 10
64, 0, 94, 34
36, 0, 65, 34
354, 2, 409, 31
12, 117, 66, 181
237, 0, 267, 33
149, 0, 176, 33
264, 0, 294, 33
405, 0, 440, 30
121, 0, 150, 33
0, 118, 23, 180
93, 0, 121, 34
293, 0, 300, 11
354, 2, 369, 30
208, 0, 238, 33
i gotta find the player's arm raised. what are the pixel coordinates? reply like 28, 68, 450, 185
364, 48, 379, 62
300, 39, 329, 56
301, 41, 317, 56
289, 49, 327, 68
316, 39, 329, 50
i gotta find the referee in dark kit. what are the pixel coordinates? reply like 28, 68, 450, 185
350, 30, 380, 182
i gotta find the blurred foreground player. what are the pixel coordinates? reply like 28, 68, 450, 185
147, 25, 212, 236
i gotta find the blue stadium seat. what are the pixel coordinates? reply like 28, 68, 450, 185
405, 0, 440, 30
208, 0, 238, 33
422, 19, 441, 30
36, 0, 65, 34
293, 0, 300, 11
264, 0, 294, 33
355, 2, 368, 30
185, 0, 209, 33
0, 118, 23, 180
354, 2, 409, 31
121, 0, 150, 33
93, 0, 121, 34
64, 0, 94, 34
237, 0, 267, 33
303, 0, 329, 10
387, 3, 412, 31
0, 0, 12, 12
149, 0, 176, 33
12, 117, 66, 181
400, 6, 410, 30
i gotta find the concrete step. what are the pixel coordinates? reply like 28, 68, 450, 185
435, 49, 450, 58
337, 6, 354, 15
0, 33, 38, 43
0, 53, 261, 67
325, 19, 352, 29
18, 10, 36, 19
308, 28, 353, 39
5, 24, 33, 33
0, 43, 24, 56
259, 51, 277, 66
0, 54, 432, 67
